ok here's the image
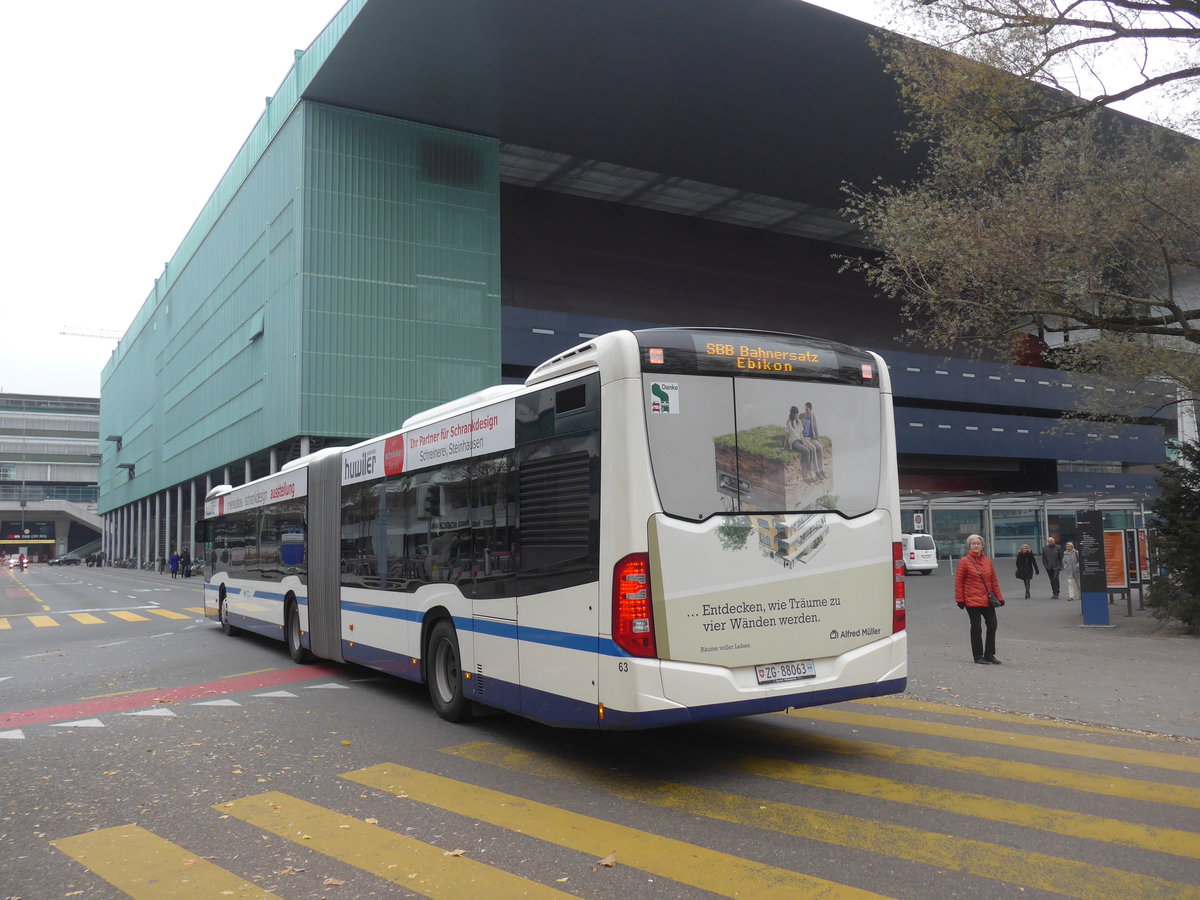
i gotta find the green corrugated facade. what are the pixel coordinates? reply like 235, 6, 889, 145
98, 97, 500, 513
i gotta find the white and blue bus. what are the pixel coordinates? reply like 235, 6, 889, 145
202, 328, 906, 729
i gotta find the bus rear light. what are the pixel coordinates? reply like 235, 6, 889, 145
613, 553, 657, 658
892, 541, 907, 633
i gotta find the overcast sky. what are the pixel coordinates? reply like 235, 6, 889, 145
1, 1, 887, 398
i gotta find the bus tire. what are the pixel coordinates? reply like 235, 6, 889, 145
427, 619, 472, 723
286, 599, 312, 664
219, 589, 239, 636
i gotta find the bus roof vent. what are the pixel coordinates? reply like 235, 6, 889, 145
281, 446, 342, 472
526, 340, 599, 385
204, 484, 234, 502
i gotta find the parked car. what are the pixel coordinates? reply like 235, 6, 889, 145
900, 533, 938, 575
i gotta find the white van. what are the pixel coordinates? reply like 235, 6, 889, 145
900, 533, 938, 575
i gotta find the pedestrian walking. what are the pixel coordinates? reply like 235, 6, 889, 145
1015, 543, 1039, 599
1041, 536, 1064, 599
180, 548, 192, 578
1062, 541, 1081, 602
169, 550, 180, 579
954, 533, 1006, 665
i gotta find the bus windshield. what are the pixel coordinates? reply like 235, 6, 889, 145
638, 330, 884, 520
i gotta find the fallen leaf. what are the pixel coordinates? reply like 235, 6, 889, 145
276, 866, 304, 876
444, 848, 466, 857
341, 739, 352, 746
593, 851, 617, 870
183, 859, 196, 866
364, 817, 378, 825
323, 877, 346, 886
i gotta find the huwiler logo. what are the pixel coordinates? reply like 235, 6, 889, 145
344, 448, 377, 482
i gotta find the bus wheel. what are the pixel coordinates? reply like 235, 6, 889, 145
286, 600, 312, 664
427, 619, 472, 723
219, 591, 238, 636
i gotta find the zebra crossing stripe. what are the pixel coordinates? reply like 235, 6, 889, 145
732, 755, 1200, 859
109, 610, 151, 622
788, 707, 1200, 774
344, 763, 888, 899
440, 741, 1200, 900
737, 720, 1200, 810
147, 608, 191, 620
219, 791, 576, 900
52, 824, 281, 899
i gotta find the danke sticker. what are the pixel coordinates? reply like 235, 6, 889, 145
649, 382, 679, 414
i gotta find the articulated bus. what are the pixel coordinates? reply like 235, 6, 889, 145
202, 328, 906, 729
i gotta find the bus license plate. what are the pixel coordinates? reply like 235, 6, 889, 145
755, 659, 816, 685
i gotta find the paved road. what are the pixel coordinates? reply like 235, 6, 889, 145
3, 563, 1199, 898
902, 558, 1200, 739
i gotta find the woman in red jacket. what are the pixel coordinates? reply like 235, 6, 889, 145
954, 533, 1006, 665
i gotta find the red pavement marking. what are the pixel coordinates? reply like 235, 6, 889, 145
0, 664, 343, 728
5, 588, 30, 599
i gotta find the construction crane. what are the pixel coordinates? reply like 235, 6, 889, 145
61, 326, 123, 340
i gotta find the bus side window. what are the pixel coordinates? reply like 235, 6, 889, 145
461, 450, 516, 599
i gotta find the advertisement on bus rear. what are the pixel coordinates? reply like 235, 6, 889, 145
649, 512, 893, 668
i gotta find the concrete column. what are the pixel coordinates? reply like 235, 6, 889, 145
270, 447, 278, 474
176, 484, 183, 556
223, 466, 231, 486
154, 493, 161, 566
300, 436, 311, 456
244, 458, 252, 484
189, 481, 197, 558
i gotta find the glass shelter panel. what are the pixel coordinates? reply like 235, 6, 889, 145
930, 508, 984, 562
992, 508, 1041, 560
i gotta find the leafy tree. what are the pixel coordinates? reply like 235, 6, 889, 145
842, 1, 1200, 415
1147, 438, 1200, 630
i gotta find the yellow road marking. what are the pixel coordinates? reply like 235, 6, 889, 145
787, 707, 1200, 774
28, 615, 58, 628
345, 764, 889, 899
0, 618, 11, 630
220, 792, 575, 900
109, 610, 150, 622
733, 756, 1200, 859
442, 742, 1200, 900
739, 722, 1200, 810
147, 608, 191, 620
69, 613, 106, 624
852, 696, 1155, 736
183, 606, 205, 614
52, 824, 280, 899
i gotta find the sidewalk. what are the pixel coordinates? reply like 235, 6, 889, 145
902, 560, 1200, 739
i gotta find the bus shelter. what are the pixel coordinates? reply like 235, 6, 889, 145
900, 490, 1150, 586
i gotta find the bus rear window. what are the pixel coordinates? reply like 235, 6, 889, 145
642, 373, 883, 520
